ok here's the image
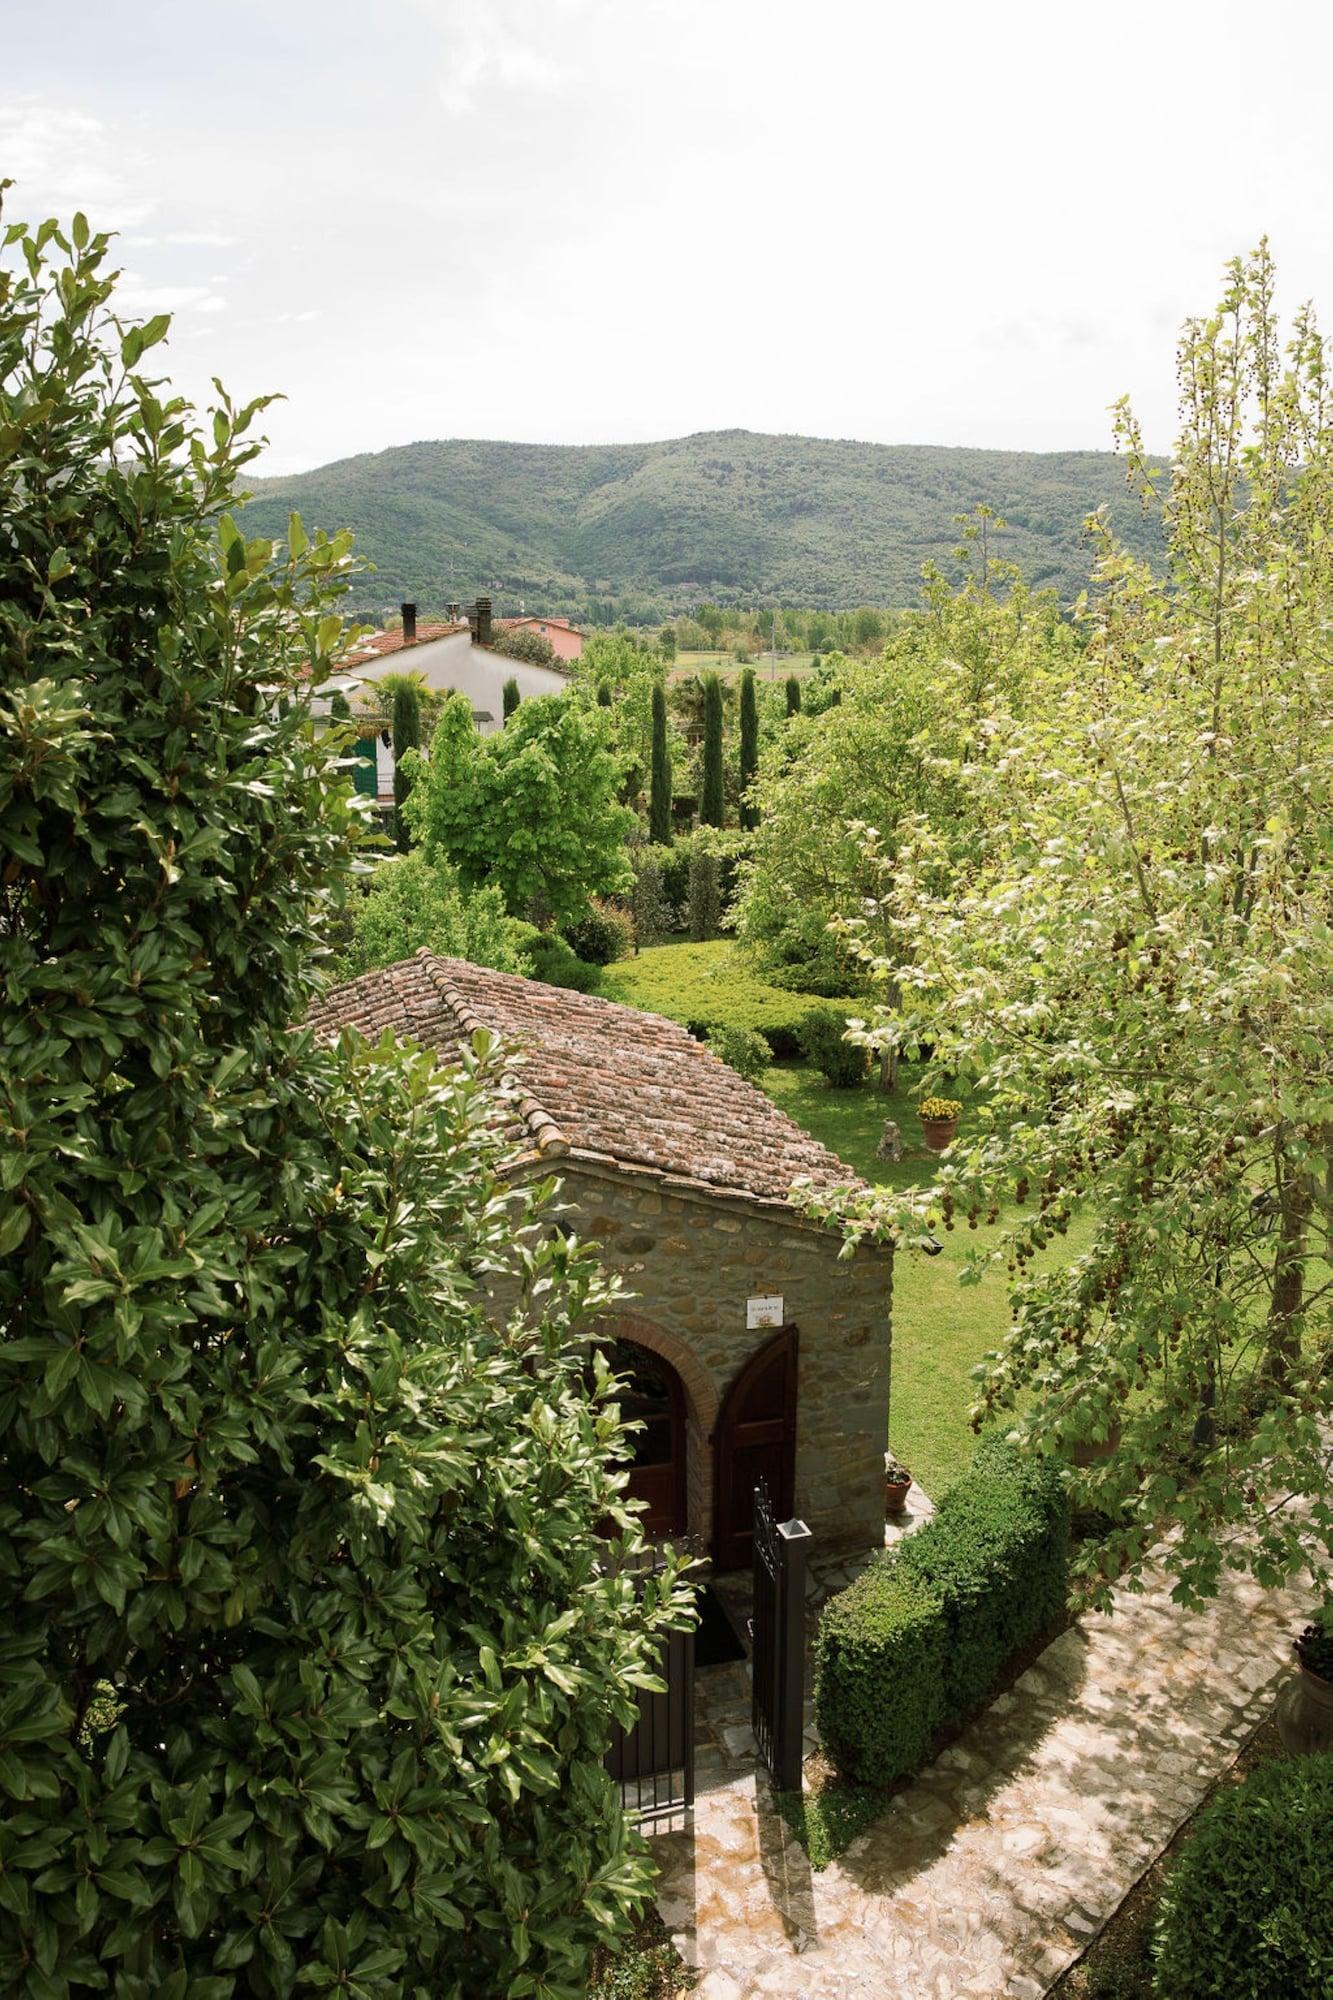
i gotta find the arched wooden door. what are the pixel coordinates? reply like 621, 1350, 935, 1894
609, 1340, 688, 1540
712, 1326, 798, 1571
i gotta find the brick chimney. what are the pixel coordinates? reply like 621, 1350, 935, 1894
401, 601, 417, 643
468, 595, 493, 647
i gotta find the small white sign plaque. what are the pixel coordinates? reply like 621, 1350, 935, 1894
746, 1294, 785, 1330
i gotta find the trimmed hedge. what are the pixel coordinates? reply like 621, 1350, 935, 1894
1153, 1754, 1333, 1999
816, 1561, 947, 1784
601, 940, 856, 1057
815, 1442, 1069, 1786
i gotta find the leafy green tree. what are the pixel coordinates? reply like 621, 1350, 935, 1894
410, 691, 634, 926
502, 674, 520, 721
649, 681, 673, 844
493, 626, 558, 667
388, 672, 423, 850
658, 625, 677, 663
0, 201, 689, 1998
738, 667, 759, 831
338, 852, 530, 978
700, 672, 724, 827
842, 246, 1333, 1607
785, 674, 802, 717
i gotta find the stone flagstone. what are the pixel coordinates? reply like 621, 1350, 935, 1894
652, 1552, 1314, 1998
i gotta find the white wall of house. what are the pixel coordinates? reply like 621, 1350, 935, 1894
355, 632, 567, 736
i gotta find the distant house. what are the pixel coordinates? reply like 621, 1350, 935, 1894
341, 599, 568, 733
317, 598, 570, 809
493, 614, 585, 663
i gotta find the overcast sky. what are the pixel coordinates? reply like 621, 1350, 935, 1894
5, 0, 1332, 476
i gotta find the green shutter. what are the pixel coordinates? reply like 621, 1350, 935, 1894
352, 737, 378, 797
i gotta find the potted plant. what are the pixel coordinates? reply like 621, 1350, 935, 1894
1277, 1603, 1333, 1755
884, 1452, 913, 1517
918, 1096, 961, 1152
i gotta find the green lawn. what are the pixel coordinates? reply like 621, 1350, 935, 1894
759, 1062, 1013, 1502
670, 649, 816, 682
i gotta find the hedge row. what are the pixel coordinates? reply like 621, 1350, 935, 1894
815, 1440, 1070, 1785
600, 941, 858, 1058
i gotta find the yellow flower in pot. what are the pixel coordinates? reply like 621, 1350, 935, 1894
918, 1096, 962, 1153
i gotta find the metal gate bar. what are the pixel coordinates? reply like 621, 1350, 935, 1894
750, 1480, 811, 1793
604, 1545, 695, 1825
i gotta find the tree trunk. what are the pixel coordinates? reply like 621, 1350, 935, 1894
1262, 1165, 1312, 1391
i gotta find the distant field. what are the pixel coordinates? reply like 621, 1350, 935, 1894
669, 650, 816, 681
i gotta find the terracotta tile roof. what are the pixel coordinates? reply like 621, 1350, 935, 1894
338, 622, 469, 672
495, 615, 584, 634
305, 949, 863, 1214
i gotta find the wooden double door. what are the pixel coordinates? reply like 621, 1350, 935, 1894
712, 1326, 798, 1571
611, 1327, 799, 1569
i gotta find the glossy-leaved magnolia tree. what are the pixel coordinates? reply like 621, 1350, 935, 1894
0, 197, 689, 1999
824, 246, 1333, 1606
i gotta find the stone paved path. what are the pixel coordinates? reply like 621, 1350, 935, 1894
652, 1548, 1315, 1999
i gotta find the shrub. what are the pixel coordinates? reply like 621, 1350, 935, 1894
0, 209, 691, 1998
564, 898, 636, 966
815, 1443, 1069, 1785
1152, 1755, 1333, 1999
815, 1560, 947, 1783
629, 844, 680, 944
516, 924, 604, 993
799, 1005, 867, 1087
492, 625, 558, 666
898, 1439, 1069, 1717
688, 848, 721, 940
658, 840, 692, 911
705, 1024, 773, 1083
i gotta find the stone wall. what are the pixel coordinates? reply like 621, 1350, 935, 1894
557, 1159, 893, 1563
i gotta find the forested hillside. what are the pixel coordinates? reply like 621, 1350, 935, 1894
243, 429, 1164, 614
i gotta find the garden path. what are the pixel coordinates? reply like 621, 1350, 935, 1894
653, 1543, 1313, 1998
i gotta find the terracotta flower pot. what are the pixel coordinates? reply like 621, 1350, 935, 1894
920, 1116, 958, 1153
1276, 1662, 1333, 1756
885, 1472, 912, 1517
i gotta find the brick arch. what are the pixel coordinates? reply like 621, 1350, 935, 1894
604, 1311, 719, 1435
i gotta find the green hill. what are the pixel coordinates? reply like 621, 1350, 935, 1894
242, 428, 1162, 613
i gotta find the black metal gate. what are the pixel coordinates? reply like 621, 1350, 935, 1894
604, 1545, 695, 1825
750, 1479, 811, 1793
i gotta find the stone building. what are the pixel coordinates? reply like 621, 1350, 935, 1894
307, 950, 893, 1565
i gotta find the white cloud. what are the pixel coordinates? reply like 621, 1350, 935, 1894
0, 100, 156, 229
416, 0, 571, 114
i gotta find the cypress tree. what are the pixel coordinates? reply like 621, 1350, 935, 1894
391, 678, 422, 851
700, 671, 724, 826
597, 682, 613, 706
785, 674, 801, 716
649, 679, 673, 844
502, 675, 520, 721
738, 667, 759, 830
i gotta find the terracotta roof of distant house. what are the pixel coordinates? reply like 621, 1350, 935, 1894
337, 621, 469, 673
494, 615, 584, 634
305, 949, 863, 1214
